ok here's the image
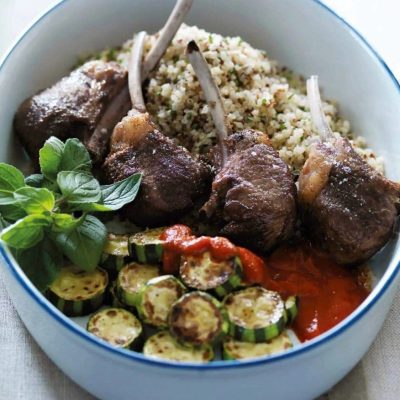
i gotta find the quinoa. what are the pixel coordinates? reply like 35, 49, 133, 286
95, 24, 384, 173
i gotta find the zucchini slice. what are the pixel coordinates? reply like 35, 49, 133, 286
47, 266, 108, 317
100, 234, 130, 272
116, 262, 160, 307
223, 331, 293, 360
128, 228, 165, 264
87, 308, 142, 349
224, 287, 286, 343
143, 331, 214, 363
137, 275, 187, 328
180, 252, 243, 297
169, 291, 229, 347
284, 296, 299, 325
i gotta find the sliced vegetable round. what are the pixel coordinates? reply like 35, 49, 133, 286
47, 266, 108, 317
144, 331, 214, 363
223, 331, 293, 360
169, 291, 229, 347
116, 262, 160, 307
180, 252, 243, 297
137, 275, 186, 328
100, 233, 130, 272
87, 308, 142, 349
224, 287, 286, 343
284, 296, 299, 325
128, 228, 165, 264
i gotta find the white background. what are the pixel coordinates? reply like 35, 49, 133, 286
0, 1, 399, 399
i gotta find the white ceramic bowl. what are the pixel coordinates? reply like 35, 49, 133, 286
1, 1, 399, 399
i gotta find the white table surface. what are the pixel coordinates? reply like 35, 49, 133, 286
1, 1, 399, 399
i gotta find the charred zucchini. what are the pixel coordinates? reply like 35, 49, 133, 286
137, 275, 186, 328
223, 331, 293, 360
47, 266, 108, 317
284, 296, 299, 325
143, 331, 214, 363
224, 287, 286, 343
169, 291, 229, 347
100, 234, 130, 272
180, 252, 243, 297
87, 308, 142, 349
128, 228, 165, 264
116, 262, 160, 307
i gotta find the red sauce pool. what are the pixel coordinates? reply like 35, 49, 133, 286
262, 243, 370, 341
159, 225, 370, 342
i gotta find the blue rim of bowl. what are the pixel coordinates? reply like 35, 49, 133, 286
0, 0, 399, 370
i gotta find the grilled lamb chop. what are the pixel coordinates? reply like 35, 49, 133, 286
103, 32, 210, 227
14, 0, 193, 165
298, 76, 400, 264
187, 41, 297, 253
14, 61, 127, 166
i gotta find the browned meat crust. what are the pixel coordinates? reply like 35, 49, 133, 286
14, 60, 127, 165
203, 129, 297, 253
299, 137, 400, 265
103, 123, 211, 227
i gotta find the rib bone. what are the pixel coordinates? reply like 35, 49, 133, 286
187, 40, 229, 166
129, 31, 147, 112
142, 0, 193, 79
306, 75, 334, 142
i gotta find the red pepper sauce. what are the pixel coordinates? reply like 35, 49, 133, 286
159, 225, 369, 342
160, 225, 237, 273
261, 242, 369, 342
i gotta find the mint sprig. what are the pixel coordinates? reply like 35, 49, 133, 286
0, 137, 142, 291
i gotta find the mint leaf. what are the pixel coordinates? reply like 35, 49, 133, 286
81, 173, 142, 212
57, 171, 101, 205
52, 213, 83, 232
1, 214, 52, 249
0, 214, 10, 230
0, 163, 25, 205
25, 174, 57, 190
25, 174, 46, 188
39, 137, 64, 180
101, 173, 142, 210
14, 238, 63, 292
0, 204, 26, 222
53, 214, 106, 271
0, 163, 25, 190
14, 187, 55, 214
59, 138, 92, 172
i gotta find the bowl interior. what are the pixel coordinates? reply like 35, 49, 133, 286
0, 0, 399, 342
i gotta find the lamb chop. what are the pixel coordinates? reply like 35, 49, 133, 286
298, 76, 400, 265
14, 60, 127, 166
103, 32, 211, 227
186, 41, 297, 253
14, 0, 193, 165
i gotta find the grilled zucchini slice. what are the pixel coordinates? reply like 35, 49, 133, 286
137, 275, 187, 328
169, 291, 229, 347
180, 252, 243, 297
128, 228, 165, 264
284, 296, 299, 325
47, 266, 108, 317
116, 262, 160, 307
144, 331, 214, 363
224, 287, 286, 343
223, 331, 293, 360
87, 308, 142, 349
100, 234, 130, 272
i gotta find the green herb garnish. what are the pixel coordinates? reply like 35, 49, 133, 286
0, 137, 142, 291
